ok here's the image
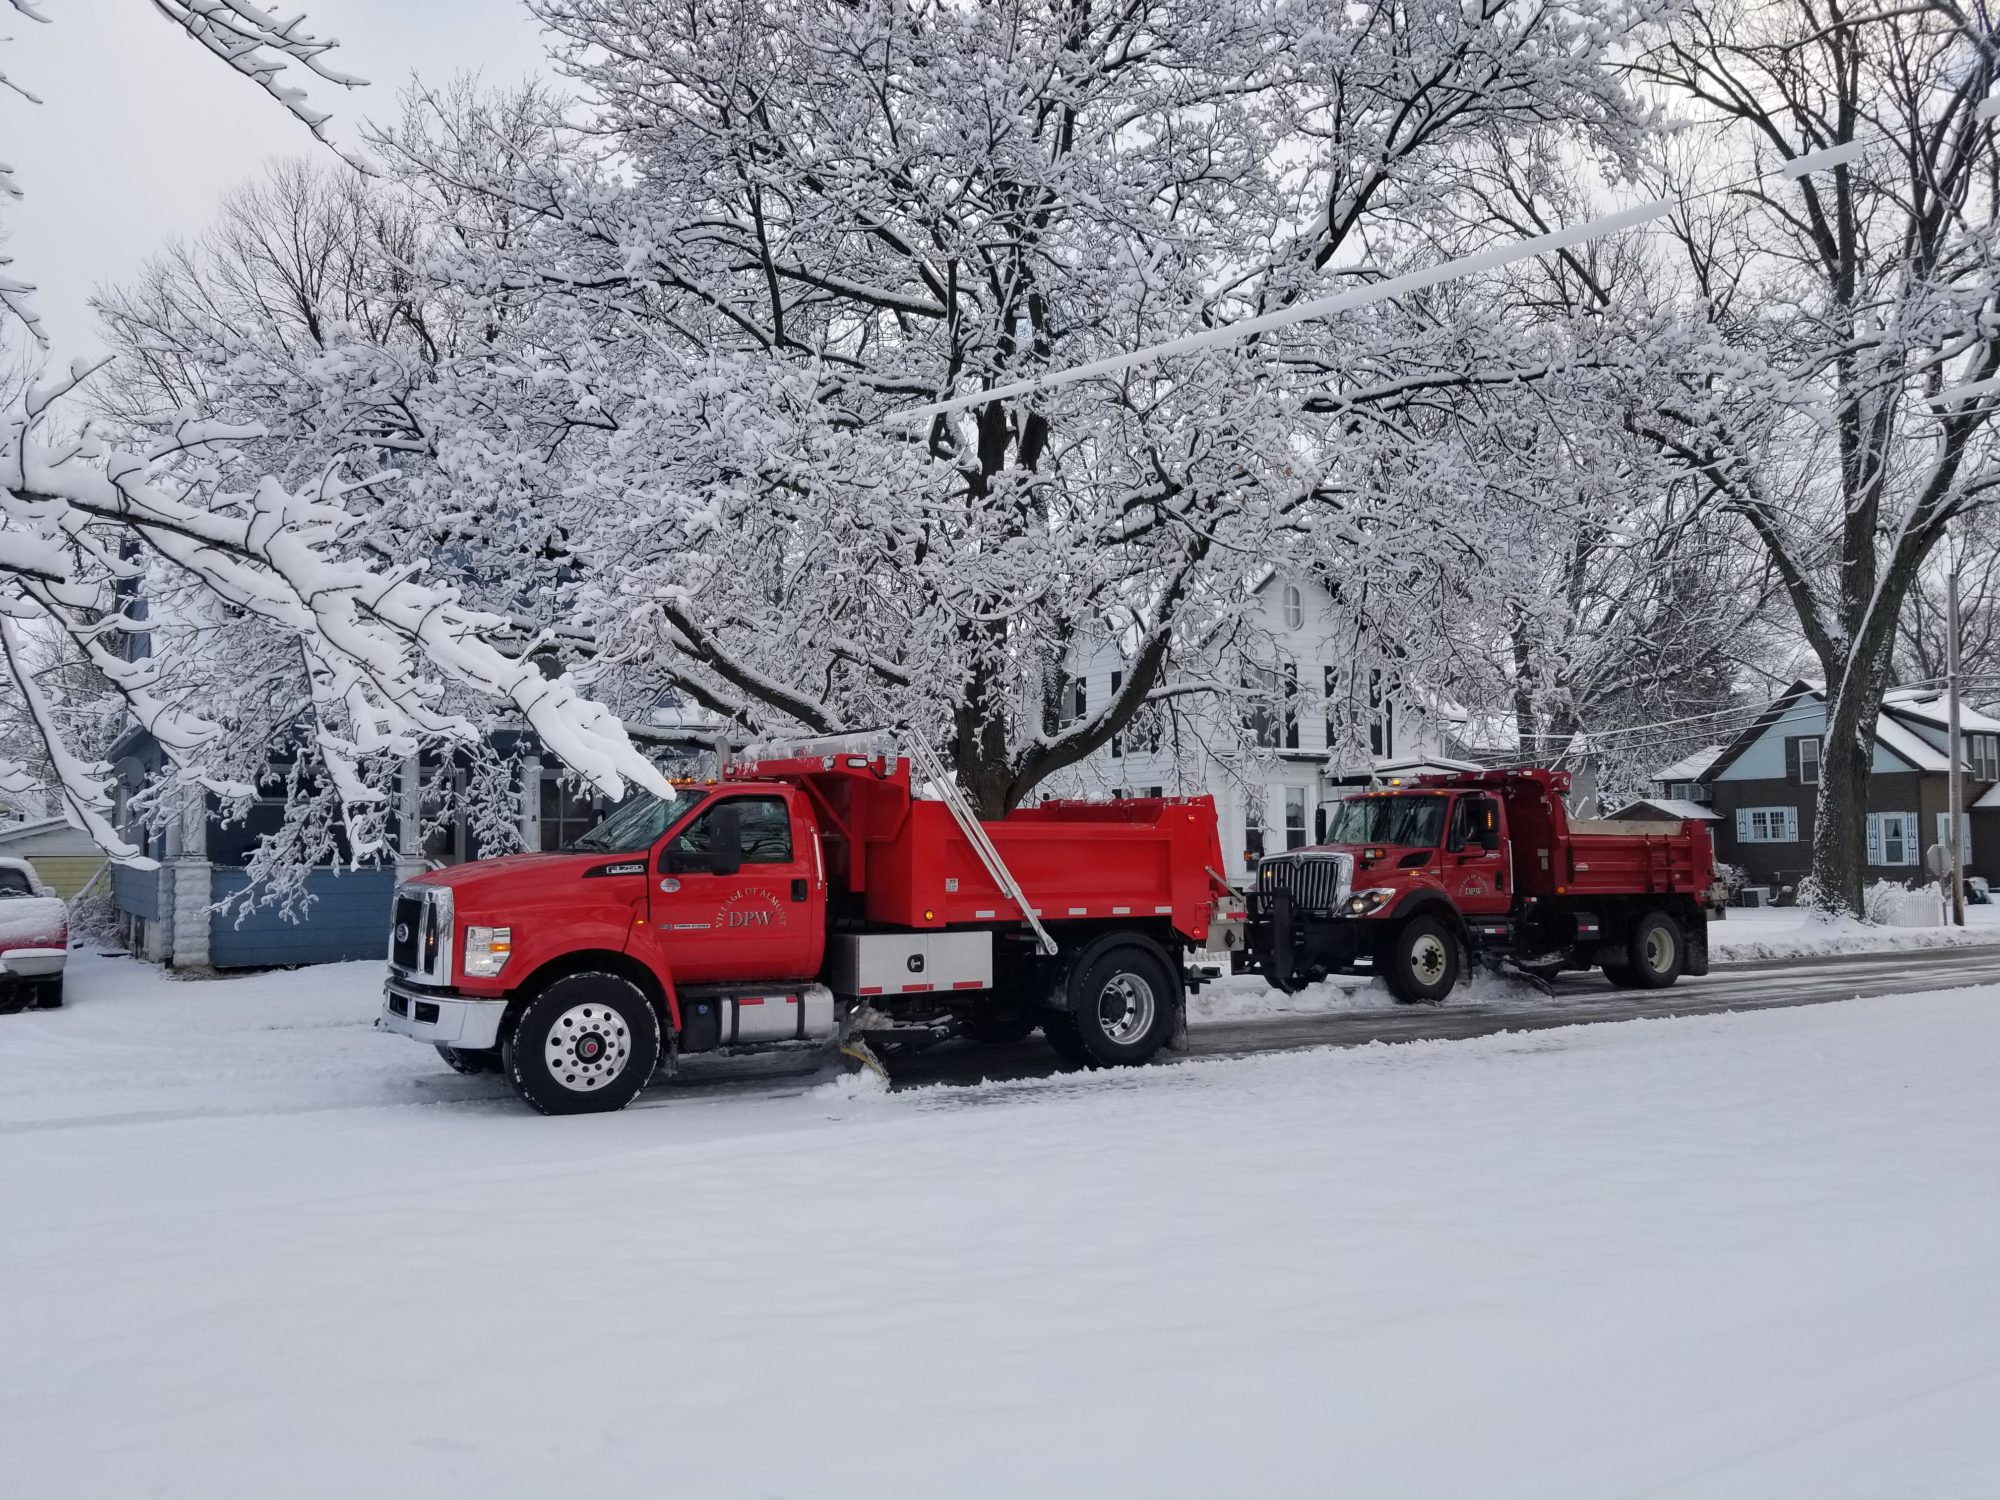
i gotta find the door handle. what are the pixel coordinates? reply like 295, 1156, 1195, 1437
791, 878, 808, 902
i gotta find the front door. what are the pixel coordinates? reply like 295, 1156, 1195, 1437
1441, 794, 1511, 917
644, 791, 824, 984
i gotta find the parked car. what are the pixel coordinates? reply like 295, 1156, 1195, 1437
0, 856, 67, 1010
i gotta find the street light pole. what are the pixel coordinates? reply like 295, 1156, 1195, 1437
1947, 555, 1967, 926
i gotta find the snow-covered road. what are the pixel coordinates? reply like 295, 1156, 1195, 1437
2, 956, 1995, 1497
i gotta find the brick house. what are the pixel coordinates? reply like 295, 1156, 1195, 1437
1647, 681, 2000, 898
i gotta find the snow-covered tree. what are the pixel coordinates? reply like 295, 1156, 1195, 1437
1634, 0, 2000, 914
0, 11, 667, 874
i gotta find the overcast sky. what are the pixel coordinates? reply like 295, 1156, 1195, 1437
5, 0, 552, 364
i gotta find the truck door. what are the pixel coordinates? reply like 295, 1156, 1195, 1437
644, 791, 825, 984
1442, 794, 1511, 917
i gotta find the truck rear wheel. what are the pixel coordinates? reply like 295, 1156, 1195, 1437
1062, 943, 1179, 1068
1608, 911, 1684, 990
1384, 915, 1460, 1004
505, 972, 661, 1115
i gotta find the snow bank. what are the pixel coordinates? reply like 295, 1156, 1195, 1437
3, 956, 1994, 1498
1709, 902, 2000, 961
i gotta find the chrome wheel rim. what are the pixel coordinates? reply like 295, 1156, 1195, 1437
1644, 926, 1675, 974
544, 1002, 632, 1092
1410, 933, 1449, 986
1097, 972, 1157, 1046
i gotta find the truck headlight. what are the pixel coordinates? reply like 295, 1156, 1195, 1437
463, 926, 512, 977
1344, 888, 1396, 916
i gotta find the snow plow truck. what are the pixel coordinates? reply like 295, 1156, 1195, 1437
1238, 768, 1725, 1001
379, 737, 1236, 1114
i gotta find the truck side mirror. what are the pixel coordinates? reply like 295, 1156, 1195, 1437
708, 804, 743, 877
1478, 802, 1501, 853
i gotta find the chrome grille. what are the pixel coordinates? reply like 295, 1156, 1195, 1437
387, 884, 454, 983
1257, 851, 1354, 914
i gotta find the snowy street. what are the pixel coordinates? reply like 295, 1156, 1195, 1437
4, 955, 1996, 1497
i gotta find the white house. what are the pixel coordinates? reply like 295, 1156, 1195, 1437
1064, 571, 1470, 876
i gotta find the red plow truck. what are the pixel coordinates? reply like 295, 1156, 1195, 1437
1240, 768, 1726, 1001
379, 738, 1236, 1113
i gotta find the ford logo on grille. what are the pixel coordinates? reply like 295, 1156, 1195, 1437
394, 923, 411, 943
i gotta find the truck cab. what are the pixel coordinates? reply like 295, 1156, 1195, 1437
1243, 769, 1720, 1002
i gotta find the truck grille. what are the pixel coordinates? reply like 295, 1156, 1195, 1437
388, 885, 453, 983
1257, 850, 1354, 914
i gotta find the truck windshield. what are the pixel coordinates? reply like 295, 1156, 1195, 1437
1325, 794, 1446, 848
563, 788, 706, 853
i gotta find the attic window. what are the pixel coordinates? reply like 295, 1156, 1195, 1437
1282, 584, 1303, 630
1798, 736, 1820, 786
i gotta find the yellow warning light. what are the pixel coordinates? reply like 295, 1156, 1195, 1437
924, 909, 936, 920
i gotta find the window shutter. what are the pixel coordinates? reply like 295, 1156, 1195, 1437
1865, 814, 1882, 865
1785, 736, 1800, 781
1110, 672, 1123, 758
1783, 807, 1798, 842
1902, 812, 1921, 865
1735, 807, 1750, 840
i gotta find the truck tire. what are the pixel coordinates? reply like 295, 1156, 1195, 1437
1063, 943, 1179, 1068
505, 972, 661, 1115
1040, 1010, 1094, 1066
1608, 910, 1685, 990
963, 1007, 1039, 1045
1383, 915, 1460, 1004
33, 976, 64, 1009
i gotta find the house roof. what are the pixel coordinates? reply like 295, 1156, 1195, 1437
1611, 797, 1721, 822
1702, 680, 1979, 781
1976, 782, 2000, 810
1651, 745, 1725, 783
1873, 714, 1955, 772
1881, 689, 2000, 736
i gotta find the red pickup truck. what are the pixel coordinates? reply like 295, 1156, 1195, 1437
1242, 768, 1724, 1001
379, 740, 1233, 1113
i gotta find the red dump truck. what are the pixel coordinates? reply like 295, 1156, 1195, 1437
379, 738, 1233, 1113
1242, 768, 1724, 1001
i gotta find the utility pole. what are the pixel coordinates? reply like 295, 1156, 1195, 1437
1947, 553, 1967, 926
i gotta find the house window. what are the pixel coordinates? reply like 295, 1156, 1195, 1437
1936, 811, 1973, 864
1244, 796, 1265, 865
1284, 661, 1299, 750
1866, 811, 1918, 866
1285, 787, 1308, 850
540, 775, 599, 851
1146, 785, 1164, 798
1110, 670, 1123, 758
1971, 733, 1999, 782
1368, 670, 1395, 758
1797, 736, 1820, 785
1068, 676, 1087, 725
1282, 584, 1303, 631
1667, 781, 1709, 804
1246, 664, 1286, 749
1735, 805, 1799, 843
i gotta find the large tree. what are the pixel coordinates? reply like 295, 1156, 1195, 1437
1635, 0, 2000, 913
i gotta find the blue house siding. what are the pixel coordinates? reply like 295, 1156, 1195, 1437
113, 865, 161, 921
208, 868, 398, 968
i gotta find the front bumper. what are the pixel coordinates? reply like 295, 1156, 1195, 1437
380, 978, 507, 1051
0, 946, 66, 980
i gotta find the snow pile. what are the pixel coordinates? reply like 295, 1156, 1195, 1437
1710, 902, 2000, 961
6, 956, 1995, 1497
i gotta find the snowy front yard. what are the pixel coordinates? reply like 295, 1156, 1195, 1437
3, 955, 1995, 1497
1706, 901, 2000, 961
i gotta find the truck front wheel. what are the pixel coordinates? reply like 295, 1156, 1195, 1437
1384, 915, 1460, 1004
1607, 911, 1685, 989
1061, 943, 1179, 1068
505, 972, 661, 1115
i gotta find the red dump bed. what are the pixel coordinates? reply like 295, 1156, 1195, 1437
1422, 767, 1717, 901
728, 752, 1228, 943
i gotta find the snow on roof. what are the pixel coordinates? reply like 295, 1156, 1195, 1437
1651, 745, 1724, 783
1630, 797, 1720, 821
1874, 714, 1956, 772
1881, 690, 2000, 736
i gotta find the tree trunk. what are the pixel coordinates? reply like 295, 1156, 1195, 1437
1805, 691, 1873, 915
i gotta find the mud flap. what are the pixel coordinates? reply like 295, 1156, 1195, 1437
1165, 992, 1191, 1053
1686, 916, 1711, 977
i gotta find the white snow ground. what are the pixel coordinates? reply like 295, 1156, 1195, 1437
1707, 902, 2000, 961
3, 954, 1996, 1499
